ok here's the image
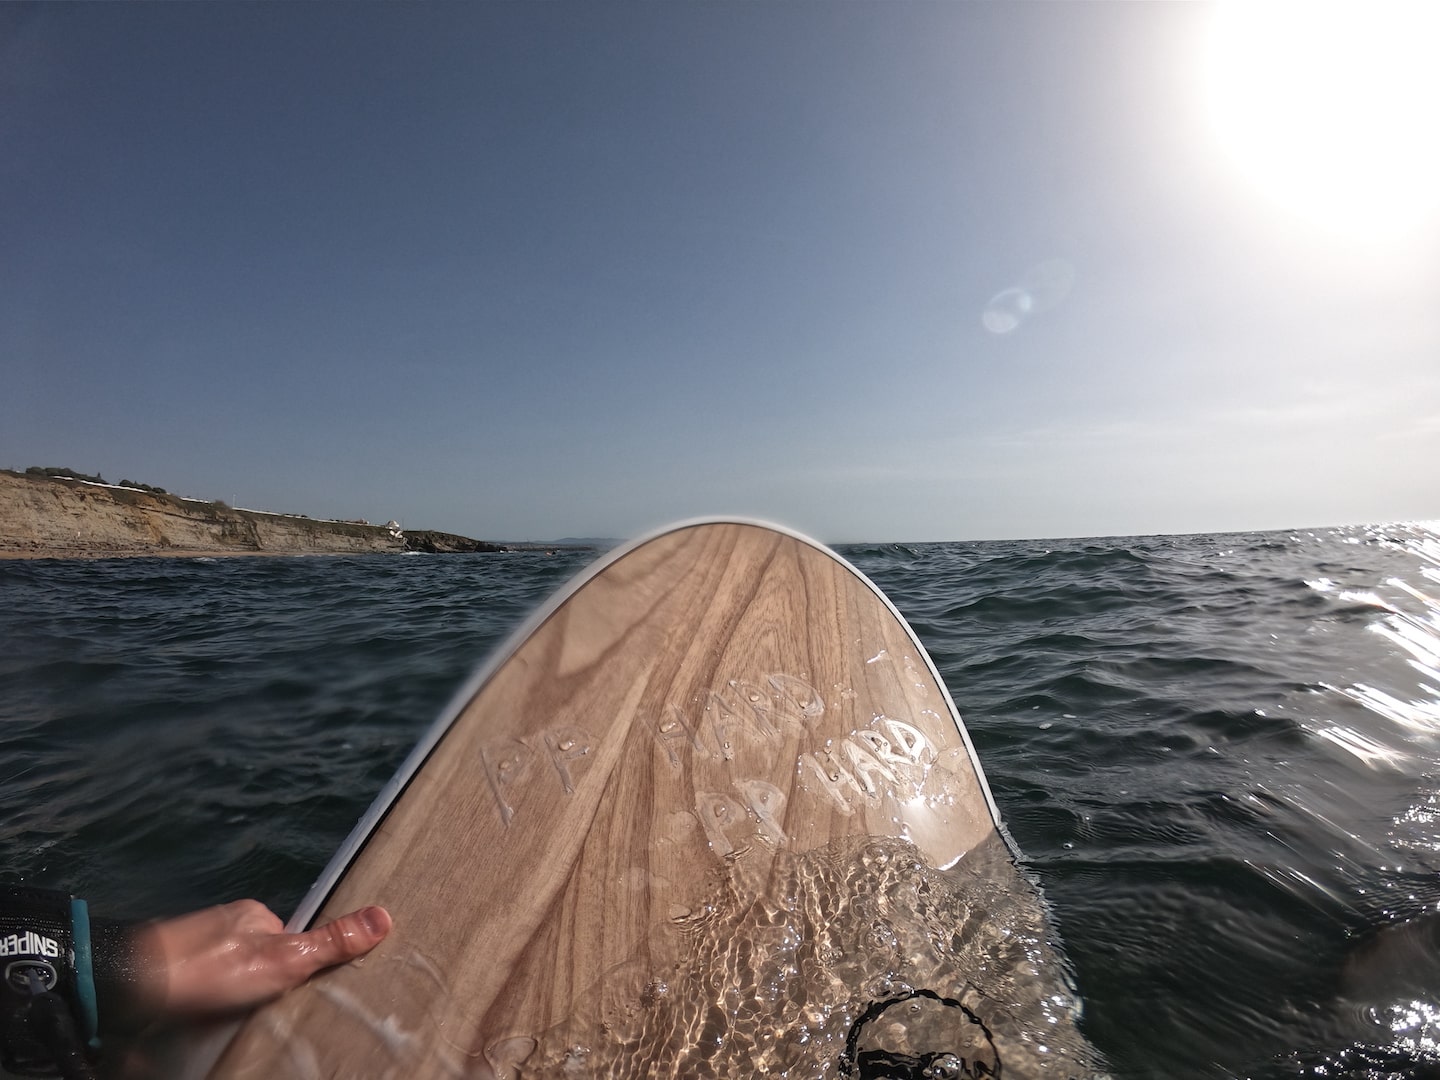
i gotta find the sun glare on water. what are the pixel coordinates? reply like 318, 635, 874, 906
1203, 2, 1440, 241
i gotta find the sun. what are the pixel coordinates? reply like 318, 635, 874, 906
1203, 2, 1440, 239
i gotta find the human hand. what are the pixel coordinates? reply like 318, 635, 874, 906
135, 899, 392, 1017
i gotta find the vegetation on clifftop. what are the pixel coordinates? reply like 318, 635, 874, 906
27, 465, 107, 484
25, 466, 169, 495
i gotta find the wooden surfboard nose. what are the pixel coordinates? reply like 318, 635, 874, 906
192, 519, 1100, 1079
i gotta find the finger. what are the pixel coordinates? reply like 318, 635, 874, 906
274, 906, 393, 983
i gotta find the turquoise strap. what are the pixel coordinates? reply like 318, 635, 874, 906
69, 898, 99, 1046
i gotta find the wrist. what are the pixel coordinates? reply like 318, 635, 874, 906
90, 915, 162, 1033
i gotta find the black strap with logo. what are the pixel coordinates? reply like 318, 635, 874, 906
0, 887, 98, 1080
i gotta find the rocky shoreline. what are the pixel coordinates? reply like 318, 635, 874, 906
0, 470, 507, 559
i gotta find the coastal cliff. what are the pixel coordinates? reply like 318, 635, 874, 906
0, 470, 501, 558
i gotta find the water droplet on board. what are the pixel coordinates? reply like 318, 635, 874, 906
484, 1035, 537, 1077
559, 739, 575, 751
563, 1044, 591, 1068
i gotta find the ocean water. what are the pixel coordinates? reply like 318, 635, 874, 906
2, 524, 1439, 1079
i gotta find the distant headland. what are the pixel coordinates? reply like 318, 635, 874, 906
0, 468, 511, 559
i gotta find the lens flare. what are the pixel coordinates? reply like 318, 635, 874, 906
981, 259, 1075, 336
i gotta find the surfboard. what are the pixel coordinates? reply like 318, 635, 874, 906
189, 518, 1100, 1079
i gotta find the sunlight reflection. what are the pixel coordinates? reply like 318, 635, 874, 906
1375, 998, 1440, 1058
1308, 525, 1440, 758
1313, 725, 1406, 769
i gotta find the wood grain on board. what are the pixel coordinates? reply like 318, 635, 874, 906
205, 521, 1003, 1078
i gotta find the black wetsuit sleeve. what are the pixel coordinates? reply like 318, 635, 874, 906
89, 918, 152, 1037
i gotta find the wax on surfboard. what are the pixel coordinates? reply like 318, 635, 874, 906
184, 518, 1102, 1079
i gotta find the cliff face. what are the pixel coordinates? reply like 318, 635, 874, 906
0, 471, 406, 558
402, 530, 506, 554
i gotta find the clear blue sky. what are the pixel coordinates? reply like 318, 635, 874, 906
3, 3, 1437, 542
